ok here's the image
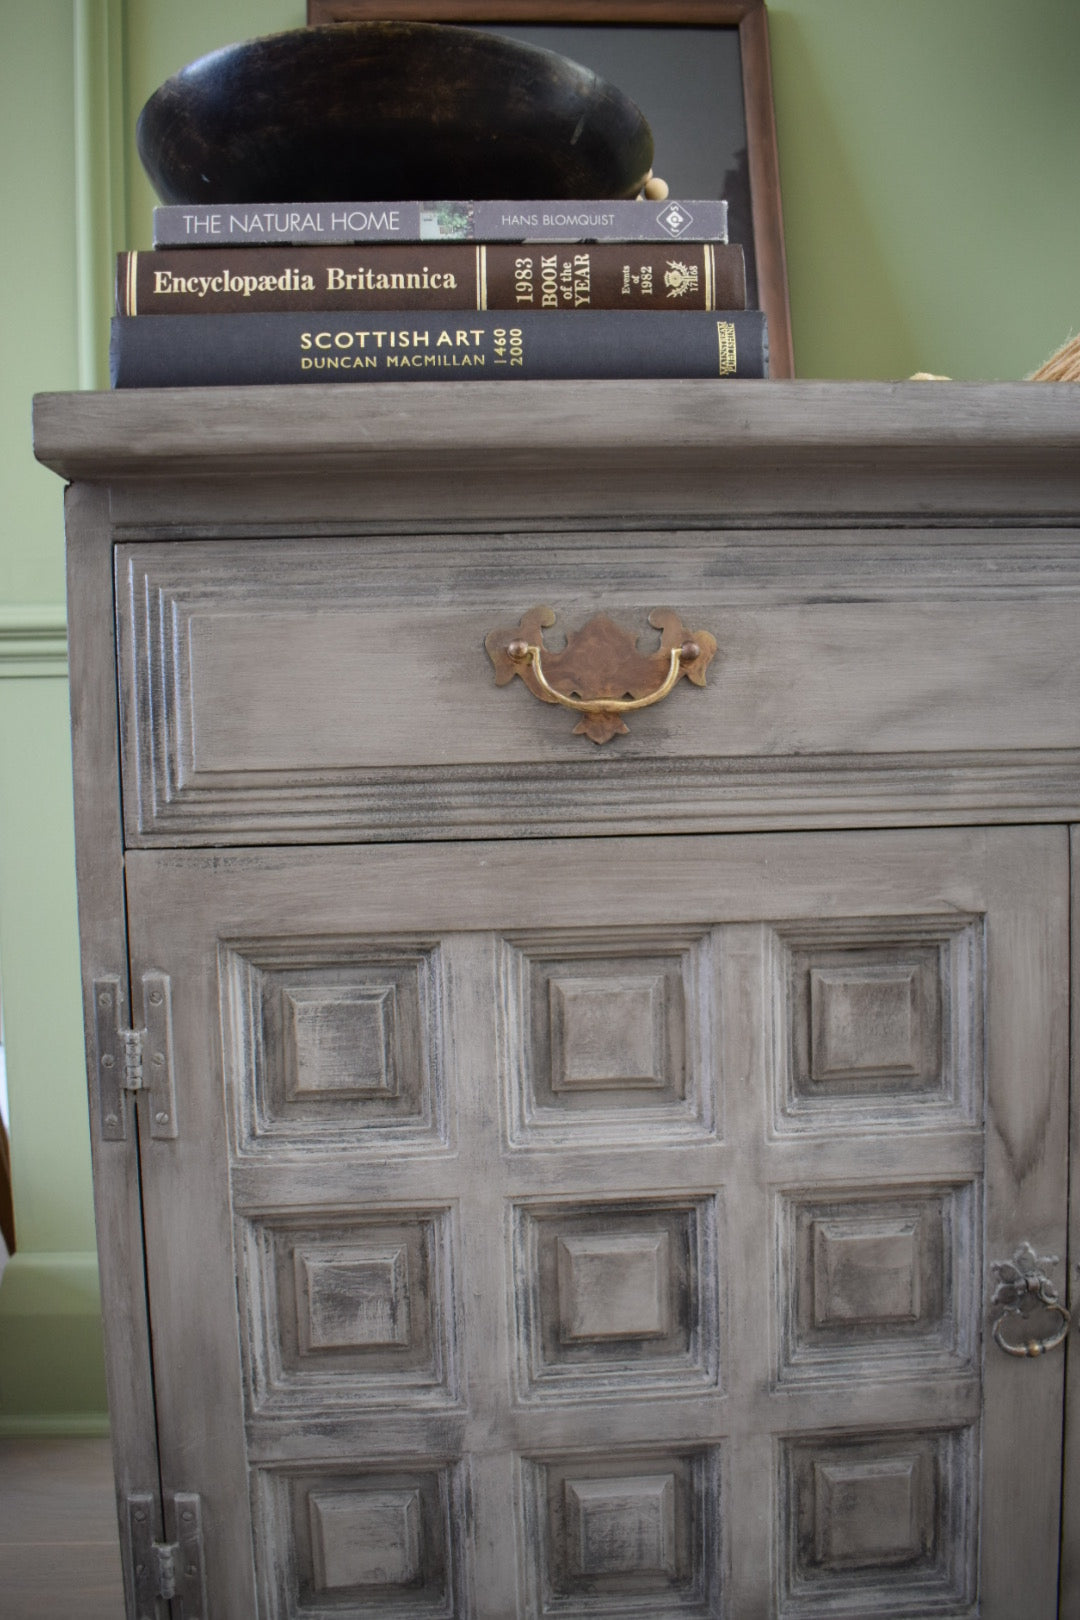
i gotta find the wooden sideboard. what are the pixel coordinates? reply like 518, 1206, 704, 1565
34, 381, 1080, 1618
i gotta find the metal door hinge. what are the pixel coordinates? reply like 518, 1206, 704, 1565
128, 1490, 207, 1619
94, 972, 177, 1142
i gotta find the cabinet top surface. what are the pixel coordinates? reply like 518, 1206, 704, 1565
31, 379, 1080, 475
33, 381, 1080, 528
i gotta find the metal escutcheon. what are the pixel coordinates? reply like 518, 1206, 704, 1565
990, 1242, 1072, 1358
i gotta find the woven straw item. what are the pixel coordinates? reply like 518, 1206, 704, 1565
1027, 334, 1080, 381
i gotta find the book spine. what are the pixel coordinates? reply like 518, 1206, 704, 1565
110, 310, 768, 386
118, 244, 746, 316
151, 198, 729, 247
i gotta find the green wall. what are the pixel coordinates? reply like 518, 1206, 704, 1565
771, 0, 1080, 381
0, 0, 1077, 1431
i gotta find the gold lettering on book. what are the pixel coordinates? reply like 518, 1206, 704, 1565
148, 267, 317, 298
300, 328, 483, 354
325, 266, 458, 292
572, 252, 591, 307
717, 321, 737, 376
540, 254, 559, 308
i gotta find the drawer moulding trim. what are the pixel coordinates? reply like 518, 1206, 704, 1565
125, 749, 1080, 845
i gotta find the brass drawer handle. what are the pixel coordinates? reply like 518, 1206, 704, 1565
990, 1243, 1071, 1357
487, 605, 716, 744
508, 639, 690, 713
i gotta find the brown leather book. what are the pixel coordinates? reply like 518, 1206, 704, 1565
116, 241, 746, 316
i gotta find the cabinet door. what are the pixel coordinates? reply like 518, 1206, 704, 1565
124, 828, 1067, 1619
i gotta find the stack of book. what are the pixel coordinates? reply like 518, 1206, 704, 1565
109, 196, 769, 386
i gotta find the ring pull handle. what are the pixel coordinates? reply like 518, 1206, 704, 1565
990, 1242, 1072, 1358
487, 606, 717, 744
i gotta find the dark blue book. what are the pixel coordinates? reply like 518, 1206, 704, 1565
110, 309, 769, 385
152, 197, 730, 246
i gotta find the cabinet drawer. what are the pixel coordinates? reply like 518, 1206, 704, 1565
116, 532, 1080, 844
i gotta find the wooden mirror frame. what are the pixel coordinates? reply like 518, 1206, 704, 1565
307, 0, 793, 377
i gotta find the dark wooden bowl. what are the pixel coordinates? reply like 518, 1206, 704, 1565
136, 21, 654, 204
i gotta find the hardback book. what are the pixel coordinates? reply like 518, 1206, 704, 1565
117, 243, 746, 316
151, 197, 729, 247
109, 309, 769, 386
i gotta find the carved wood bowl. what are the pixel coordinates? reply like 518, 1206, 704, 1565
136, 21, 655, 205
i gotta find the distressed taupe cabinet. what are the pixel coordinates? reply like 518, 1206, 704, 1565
33, 381, 1080, 1618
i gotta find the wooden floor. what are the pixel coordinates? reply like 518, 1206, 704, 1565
0, 1437, 125, 1617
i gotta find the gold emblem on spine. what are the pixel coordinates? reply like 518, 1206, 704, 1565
717, 320, 737, 376
664, 260, 700, 299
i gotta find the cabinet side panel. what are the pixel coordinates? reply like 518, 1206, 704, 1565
1062, 825, 1080, 1617
979, 826, 1069, 1619
66, 482, 158, 1606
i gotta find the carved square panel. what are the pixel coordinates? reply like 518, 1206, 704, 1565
809, 964, 926, 1084
811, 1458, 922, 1568
255, 1463, 461, 1617
296, 1243, 412, 1352
772, 918, 982, 1132
550, 977, 665, 1091
501, 929, 717, 1146
779, 1428, 977, 1614
524, 1449, 720, 1616
287, 985, 398, 1100
241, 1210, 458, 1411
812, 1220, 920, 1326
558, 1232, 671, 1342
514, 1198, 720, 1399
777, 1184, 978, 1384
565, 1474, 677, 1577
310, 1487, 422, 1588
221, 941, 447, 1152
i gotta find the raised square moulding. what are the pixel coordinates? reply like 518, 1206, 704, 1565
286, 983, 399, 1100
524, 1448, 720, 1616
309, 1486, 422, 1589
513, 1197, 720, 1400
772, 917, 982, 1133
812, 1458, 921, 1569
240, 1209, 458, 1411
812, 1219, 921, 1327
549, 975, 666, 1091
254, 1462, 461, 1617
297, 1242, 412, 1352
220, 940, 447, 1151
809, 964, 924, 1084
776, 1183, 978, 1385
499, 927, 717, 1146
780, 1427, 977, 1612
557, 1231, 672, 1342
564, 1473, 677, 1578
